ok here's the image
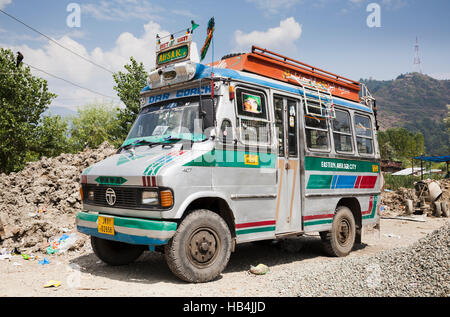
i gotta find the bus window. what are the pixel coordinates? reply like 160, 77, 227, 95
236, 87, 270, 145
274, 96, 285, 156
332, 109, 353, 153
304, 102, 329, 151
287, 99, 298, 157
354, 114, 374, 155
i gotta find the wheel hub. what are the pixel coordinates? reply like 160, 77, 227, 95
337, 219, 350, 245
188, 229, 218, 265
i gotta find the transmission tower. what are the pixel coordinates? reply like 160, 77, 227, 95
414, 36, 422, 74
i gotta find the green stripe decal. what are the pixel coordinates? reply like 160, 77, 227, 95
362, 195, 378, 220
307, 175, 333, 189
76, 212, 177, 232
184, 149, 276, 168
95, 176, 127, 186
236, 226, 276, 235
305, 157, 380, 173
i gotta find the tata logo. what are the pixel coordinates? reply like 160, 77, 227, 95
105, 188, 116, 206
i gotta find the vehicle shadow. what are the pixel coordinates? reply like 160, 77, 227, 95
69, 235, 369, 284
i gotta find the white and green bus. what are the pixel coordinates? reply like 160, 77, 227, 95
76, 37, 382, 283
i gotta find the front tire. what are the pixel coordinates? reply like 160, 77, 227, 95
91, 236, 145, 266
320, 206, 356, 257
164, 209, 232, 283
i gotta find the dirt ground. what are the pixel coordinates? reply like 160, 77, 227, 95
1, 217, 448, 297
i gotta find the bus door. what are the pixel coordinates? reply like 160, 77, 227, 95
274, 95, 302, 234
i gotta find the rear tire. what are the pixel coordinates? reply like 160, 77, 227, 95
321, 206, 356, 257
91, 236, 145, 266
165, 209, 232, 283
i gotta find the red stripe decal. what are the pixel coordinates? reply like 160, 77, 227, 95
142, 176, 147, 187
151, 176, 156, 187
236, 220, 276, 229
362, 196, 374, 215
303, 213, 335, 221
359, 176, 377, 189
81, 175, 87, 184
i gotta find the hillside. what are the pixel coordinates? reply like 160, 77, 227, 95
361, 73, 450, 156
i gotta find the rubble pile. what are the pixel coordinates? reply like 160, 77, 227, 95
380, 187, 415, 216
381, 179, 450, 217
0, 142, 116, 253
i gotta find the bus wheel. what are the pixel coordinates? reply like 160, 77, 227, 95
91, 236, 145, 266
164, 209, 232, 283
320, 206, 356, 257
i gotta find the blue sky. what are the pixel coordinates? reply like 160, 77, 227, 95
1, 0, 449, 110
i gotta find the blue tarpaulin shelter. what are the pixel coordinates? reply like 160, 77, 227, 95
413, 156, 450, 163
412, 155, 450, 179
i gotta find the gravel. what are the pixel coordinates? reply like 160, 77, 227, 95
270, 223, 449, 297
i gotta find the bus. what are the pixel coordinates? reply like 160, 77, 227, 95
76, 33, 382, 283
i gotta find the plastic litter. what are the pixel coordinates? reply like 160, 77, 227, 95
39, 258, 50, 265
46, 233, 78, 254
43, 280, 61, 288
0, 248, 12, 261
249, 264, 270, 275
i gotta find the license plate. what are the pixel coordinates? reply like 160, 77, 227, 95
98, 216, 114, 235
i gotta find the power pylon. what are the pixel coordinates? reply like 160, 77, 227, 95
414, 36, 422, 74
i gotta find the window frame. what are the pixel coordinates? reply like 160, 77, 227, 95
332, 108, 355, 155
234, 85, 271, 147
353, 113, 375, 156
303, 101, 331, 153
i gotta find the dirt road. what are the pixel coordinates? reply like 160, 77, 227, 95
0, 217, 448, 297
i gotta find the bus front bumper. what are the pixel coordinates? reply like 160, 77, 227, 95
76, 212, 177, 246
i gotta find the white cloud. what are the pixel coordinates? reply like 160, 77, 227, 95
0, 0, 12, 9
234, 17, 302, 52
1, 21, 171, 111
429, 73, 450, 80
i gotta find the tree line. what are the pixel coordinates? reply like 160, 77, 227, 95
0, 48, 147, 174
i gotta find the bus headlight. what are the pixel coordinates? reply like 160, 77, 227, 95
142, 191, 159, 205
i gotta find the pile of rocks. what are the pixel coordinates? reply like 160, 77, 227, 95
0, 142, 116, 253
274, 223, 449, 297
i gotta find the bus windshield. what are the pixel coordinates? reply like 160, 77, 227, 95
125, 97, 215, 146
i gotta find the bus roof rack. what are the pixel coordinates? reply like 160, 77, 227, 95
214, 46, 362, 103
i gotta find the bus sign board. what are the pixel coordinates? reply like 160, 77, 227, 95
156, 34, 192, 68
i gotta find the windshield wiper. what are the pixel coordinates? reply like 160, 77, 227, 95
119, 139, 156, 151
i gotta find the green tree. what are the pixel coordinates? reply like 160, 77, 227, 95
69, 102, 122, 151
377, 128, 425, 164
113, 57, 148, 140
0, 48, 57, 173
32, 115, 71, 158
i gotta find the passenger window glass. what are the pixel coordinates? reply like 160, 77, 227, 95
274, 97, 285, 156
354, 114, 373, 155
240, 119, 270, 144
304, 104, 329, 151
287, 100, 298, 157
354, 115, 372, 137
333, 110, 353, 153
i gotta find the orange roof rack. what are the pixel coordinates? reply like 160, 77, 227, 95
213, 46, 361, 103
